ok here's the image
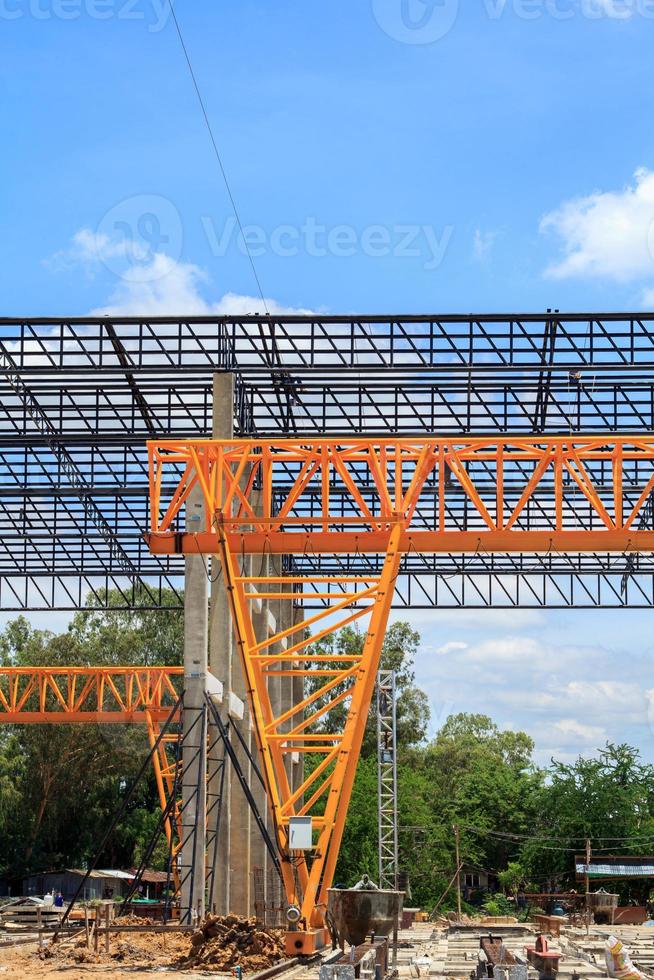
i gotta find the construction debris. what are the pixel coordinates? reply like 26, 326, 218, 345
179, 913, 286, 972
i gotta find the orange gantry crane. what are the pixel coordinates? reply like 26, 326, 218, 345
0, 666, 184, 861
146, 435, 654, 951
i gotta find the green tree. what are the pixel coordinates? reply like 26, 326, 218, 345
498, 861, 525, 897
423, 714, 542, 877
521, 743, 654, 887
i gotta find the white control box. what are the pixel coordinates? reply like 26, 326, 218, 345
289, 816, 313, 850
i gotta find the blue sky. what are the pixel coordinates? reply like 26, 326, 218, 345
3, 0, 654, 765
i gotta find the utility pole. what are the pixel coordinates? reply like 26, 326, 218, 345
585, 837, 591, 934
454, 824, 462, 920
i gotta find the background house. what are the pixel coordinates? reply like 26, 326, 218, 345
22, 869, 133, 901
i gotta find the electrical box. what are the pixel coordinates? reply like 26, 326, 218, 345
289, 816, 313, 850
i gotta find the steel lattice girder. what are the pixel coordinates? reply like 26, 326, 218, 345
5, 313, 654, 610
147, 437, 654, 556
377, 670, 399, 891
0, 666, 183, 723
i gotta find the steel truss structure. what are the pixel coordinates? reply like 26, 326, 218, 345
0, 666, 184, 874
0, 667, 261, 906
145, 434, 654, 936
0, 665, 182, 723
4, 312, 654, 611
377, 670, 399, 891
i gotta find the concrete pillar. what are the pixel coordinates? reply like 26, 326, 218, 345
249, 549, 271, 913
209, 373, 235, 915
180, 484, 208, 924
206, 376, 304, 915
208, 373, 260, 916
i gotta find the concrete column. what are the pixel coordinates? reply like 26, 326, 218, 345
209, 373, 234, 915
207, 375, 303, 915
227, 603, 252, 915
209, 373, 259, 916
249, 548, 271, 912
180, 484, 208, 924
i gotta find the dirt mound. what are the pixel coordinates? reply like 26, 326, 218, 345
179, 913, 286, 973
113, 912, 156, 926
36, 926, 188, 967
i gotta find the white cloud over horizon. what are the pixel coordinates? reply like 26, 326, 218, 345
413, 608, 654, 766
540, 168, 654, 304
47, 228, 313, 317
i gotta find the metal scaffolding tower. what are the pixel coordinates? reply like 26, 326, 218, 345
377, 669, 399, 891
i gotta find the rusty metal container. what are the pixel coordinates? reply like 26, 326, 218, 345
327, 888, 404, 947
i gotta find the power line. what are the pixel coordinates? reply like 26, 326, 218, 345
165, 0, 269, 315
462, 825, 654, 853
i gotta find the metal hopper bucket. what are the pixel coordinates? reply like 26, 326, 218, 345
327, 888, 404, 948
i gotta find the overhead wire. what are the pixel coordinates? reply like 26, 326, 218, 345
164, 0, 269, 315
462, 825, 654, 853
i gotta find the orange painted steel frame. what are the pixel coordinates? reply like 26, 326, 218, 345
0, 666, 182, 724
147, 437, 654, 556
0, 666, 184, 864
145, 435, 654, 934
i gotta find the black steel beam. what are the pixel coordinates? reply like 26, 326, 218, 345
3, 313, 654, 611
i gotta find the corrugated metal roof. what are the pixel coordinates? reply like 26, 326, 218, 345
128, 868, 169, 884
576, 861, 654, 877
66, 869, 134, 880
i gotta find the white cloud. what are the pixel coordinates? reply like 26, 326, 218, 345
563, 679, 640, 712
463, 635, 544, 664
49, 229, 313, 317
434, 640, 468, 655
540, 168, 654, 285
91, 253, 212, 315
411, 605, 654, 765
46, 228, 149, 274
553, 718, 607, 742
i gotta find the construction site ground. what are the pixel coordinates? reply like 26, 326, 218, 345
1, 919, 654, 978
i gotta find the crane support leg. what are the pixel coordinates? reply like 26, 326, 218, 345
215, 516, 402, 951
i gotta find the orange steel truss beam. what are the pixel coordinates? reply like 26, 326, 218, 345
147, 437, 654, 556
145, 436, 654, 933
0, 666, 183, 724
217, 520, 401, 930
0, 666, 184, 883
